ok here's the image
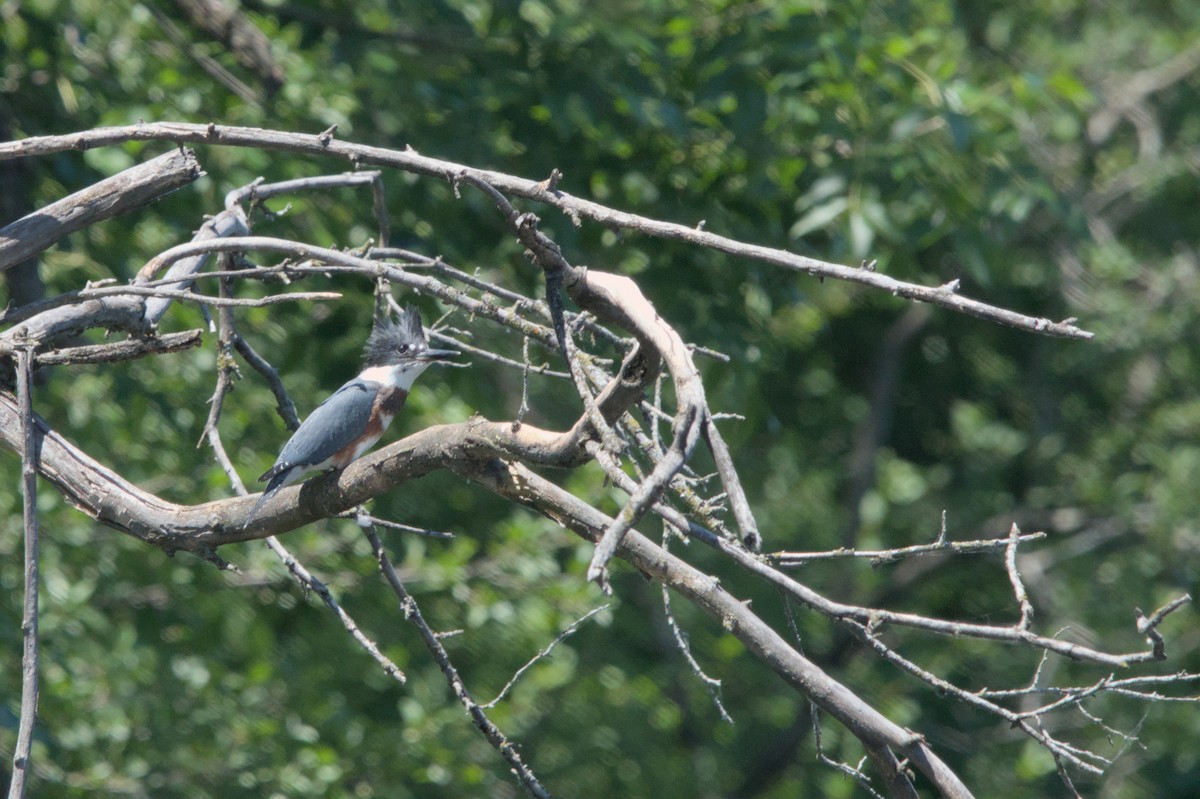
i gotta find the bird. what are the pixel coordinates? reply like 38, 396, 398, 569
244, 307, 457, 525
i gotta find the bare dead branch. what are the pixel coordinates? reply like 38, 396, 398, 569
0, 294, 152, 355
226, 170, 384, 207
0, 342, 1186, 793
139, 170, 391, 324
375, 246, 628, 349
231, 333, 301, 430
263, 534, 409, 683
432, 329, 570, 380
692, 520, 1178, 668
338, 512, 453, 539
588, 405, 701, 589
133, 236, 567, 352
458, 174, 628, 464
3, 125, 1190, 795
198, 270, 244, 477
0, 375, 965, 793
82, 283, 342, 308
846, 618, 1108, 775
658, 539, 732, 724
773, 530, 1047, 566
33, 329, 203, 366
0, 123, 1093, 339
138, 203, 250, 324
702, 415, 761, 549
461, 458, 973, 798
1137, 595, 1193, 661
812, 712, 888, 799
9, 346, 39, 799
452, 187, 739, 586
482, 604, 610, 709
363, 523, 552, 799
1005, 523, 1035, 630
0, 148, 203, 272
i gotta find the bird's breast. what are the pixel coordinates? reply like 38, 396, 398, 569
328, 386, 409, 467
376, 385, 409, 419
359, 386, 406, 445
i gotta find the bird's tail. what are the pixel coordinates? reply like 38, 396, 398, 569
243, 470, 291, 528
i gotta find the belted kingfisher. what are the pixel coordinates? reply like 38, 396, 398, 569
244, 307, 456, 524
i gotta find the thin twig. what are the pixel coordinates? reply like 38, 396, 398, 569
698, 525, 1174, 668
588, 406, 701, 590
226, 171, 384, 207
373, 247, 626, 347
456, 179, 642, 586
515, 336, 533, 424
702, 414, 760, 549
33, 329, 204, 366
198, 270, 241, 461
232, 334, 301, 430
336, 512, 454, 540
363, 524, 553, 798
783, 593, 892, 797
262, 536, 408, 684
79, 283, 341, 307
429, 329, 570, 380
660, 530, 732, 723
453, 185, 722, 587
130, 236, 566, 352
773, 530, 1047, 566
482, 604, 610, 709
812, 710, 887, 799
845, 618, 1110, 775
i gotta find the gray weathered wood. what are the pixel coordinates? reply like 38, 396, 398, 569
0, 148, 203, 272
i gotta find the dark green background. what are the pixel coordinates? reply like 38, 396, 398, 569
2, 1, 1198, 796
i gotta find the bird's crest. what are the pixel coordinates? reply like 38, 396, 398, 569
363, 306, 428, 366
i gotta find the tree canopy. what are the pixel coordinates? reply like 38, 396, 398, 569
2, 2, 1199, 798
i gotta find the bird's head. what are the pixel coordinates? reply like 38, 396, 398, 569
363, 307, 457, 369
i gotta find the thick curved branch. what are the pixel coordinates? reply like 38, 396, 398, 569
0, 382, 1177, 795
0, 389, 976, 795
139, 171, 388, 325
0, 233, 552, 359
563, 268, 759, 551
0, 348, 655, 548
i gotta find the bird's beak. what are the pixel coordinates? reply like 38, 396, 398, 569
420, 348, 458, 362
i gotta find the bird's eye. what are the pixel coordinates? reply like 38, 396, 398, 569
398, 344, 409, 353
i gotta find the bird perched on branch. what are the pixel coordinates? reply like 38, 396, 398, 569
244, 307, 456, 525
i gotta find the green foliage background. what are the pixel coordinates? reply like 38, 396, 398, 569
2, 1, 1199, 797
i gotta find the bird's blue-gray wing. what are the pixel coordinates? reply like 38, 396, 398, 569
267, 379, 379, 475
